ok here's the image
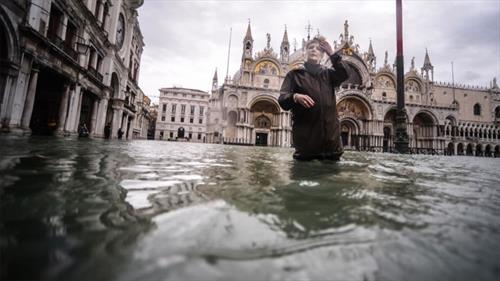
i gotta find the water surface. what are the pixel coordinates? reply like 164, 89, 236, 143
1, 136, 499, 280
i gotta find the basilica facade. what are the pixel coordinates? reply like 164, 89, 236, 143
206, 21, 500, 156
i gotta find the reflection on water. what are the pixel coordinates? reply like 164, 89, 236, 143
1, 136, 500, 281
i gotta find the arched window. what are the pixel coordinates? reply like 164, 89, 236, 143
495, 106, 500, 118
473, 103, 481, 116
382, 92, 387, 100
263, 78, 269, 88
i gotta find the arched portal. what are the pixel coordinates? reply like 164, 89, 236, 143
466, 143, 474, 156
447, 142, 454, 155
413, 111, 437, 153
337, 95, 372, 150
250, 99, 280, 146
485, 144, 492, 157
457, 143, 464, 155
340, 118, 359, 149
225, 110, 238, 142
475, 144, 483, 157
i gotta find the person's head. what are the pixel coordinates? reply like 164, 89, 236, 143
306, 36, 326, 64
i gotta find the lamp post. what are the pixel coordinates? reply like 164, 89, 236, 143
394, 0, 409, 153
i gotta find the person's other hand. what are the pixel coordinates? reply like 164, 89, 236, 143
331, 53, 342, 65
294, 93, 315, 108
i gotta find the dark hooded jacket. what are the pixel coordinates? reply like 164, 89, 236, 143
279, 54, 348, 160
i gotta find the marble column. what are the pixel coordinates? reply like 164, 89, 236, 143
20, 68, 40, 129
56, 84, 70, 132
90, 99, 99, 135
73, 90, 83, 131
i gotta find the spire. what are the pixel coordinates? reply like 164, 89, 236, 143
280, 25, 290, 63
244, 19, 253, 42
365, 39, 376, 72
242, 20, 253, 61
212, 68, 218, 81
367, 39, 374, 57
282, 25, 289, 43
421, 48, 434, 81
212, 68, 218, 92
422, 48, 433, 69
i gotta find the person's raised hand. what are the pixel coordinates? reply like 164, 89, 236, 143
294, 93, 315, 108
319, 39, 333, 56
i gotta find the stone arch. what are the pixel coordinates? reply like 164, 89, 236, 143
457, 143, 464, 155
225, 110, 238, 141
249, 98, 281, 146
374, 73, 396, 89
466, 143, 474, 156
413, 110, 437, 152
327, 50, 371, 88
404, 76, 424, 94
447, 142, 454, 155
475, 143, 483, 157
337, 94, 373, 120
225, 94, 238, 108
485, 144, 492, 157
110, 72, 120, 98
340, 117, 360, 149
445, 115, 458, 137
0, 7, 20, 62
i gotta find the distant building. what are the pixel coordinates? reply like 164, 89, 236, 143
155, 87, 209, 142
0, 0, 150, 140
206, 21, 500, 156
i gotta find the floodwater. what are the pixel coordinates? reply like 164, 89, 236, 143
1, 136, 499, 281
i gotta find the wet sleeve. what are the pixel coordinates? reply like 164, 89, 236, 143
279, 73, 296, 111
329, 54, 348, 88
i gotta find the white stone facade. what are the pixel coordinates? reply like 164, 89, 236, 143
155, 87, 209, 142
0, 0, 151, 139
207, 21, 500, 156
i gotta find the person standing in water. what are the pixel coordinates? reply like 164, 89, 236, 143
279, 36, 348, 161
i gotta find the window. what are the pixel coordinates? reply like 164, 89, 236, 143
473, 103, 481, 116
181, 117, 185, 123
169, 132, 173, 138
190, 118, 193, 123
171, 104, 176, 114
495, 106, 500, 118
263, 79, 270, 88
188, 133, 192, 139
198, 133, 201, 140
382, 92, 387, 100
159, 131, 164, 139
162, 104, 167, 112
181, 104, 186, 114
190, 105, 195, 115
199, 106, 204, 115
199, 118, 203, 124
171, 116, 175, 122
161, 116, 165, 121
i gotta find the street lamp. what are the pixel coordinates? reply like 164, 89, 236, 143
76, 36, 90, 55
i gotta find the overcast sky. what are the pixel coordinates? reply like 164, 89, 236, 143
137, 0, 500, 103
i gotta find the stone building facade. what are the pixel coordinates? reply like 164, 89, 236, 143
155, 87, 209, 142
0, 0, 150, 139
206, 21, 500, 156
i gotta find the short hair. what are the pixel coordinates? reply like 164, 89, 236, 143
305, 35, 327, 49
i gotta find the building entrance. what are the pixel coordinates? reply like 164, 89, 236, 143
255, 133, 268, 146
30, 69, 65, 135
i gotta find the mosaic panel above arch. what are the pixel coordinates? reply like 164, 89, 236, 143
254, 60, 280, 76
337, 96, 372, 120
